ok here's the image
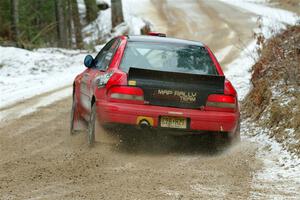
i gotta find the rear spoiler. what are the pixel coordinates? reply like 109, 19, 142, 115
128, 67, 225, 92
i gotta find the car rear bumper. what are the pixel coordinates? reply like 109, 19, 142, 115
96, 101, 239, 133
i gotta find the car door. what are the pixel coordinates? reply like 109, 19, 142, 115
79, 38, 120, 114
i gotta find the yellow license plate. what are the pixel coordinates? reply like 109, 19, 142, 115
160, 117, 187, 129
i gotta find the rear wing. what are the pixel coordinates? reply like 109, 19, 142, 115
127, 67, 225, 108
128, 67, 225, 92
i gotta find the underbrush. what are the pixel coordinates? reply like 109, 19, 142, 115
243, 25, 300, 156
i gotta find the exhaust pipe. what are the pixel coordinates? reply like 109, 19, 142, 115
139, 119, 150, 129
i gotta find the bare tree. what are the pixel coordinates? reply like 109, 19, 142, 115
55, 0, 67, 47
10, 0, 19, 43
34, 0, 42, 30
84, 0, 98, 24
71, 0, 83, 48
111, 0, 124, 28
66, 0, 73, 47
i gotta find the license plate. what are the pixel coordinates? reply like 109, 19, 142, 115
160, 116, 187, 129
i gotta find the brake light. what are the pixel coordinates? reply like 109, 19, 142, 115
205, 94, 236, 112
224, 80, 237, 96
108, 86, 144, 103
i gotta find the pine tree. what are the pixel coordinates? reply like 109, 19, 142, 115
0, 0, 85, 49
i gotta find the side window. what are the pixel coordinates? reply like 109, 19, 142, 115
94, 39, 120, 71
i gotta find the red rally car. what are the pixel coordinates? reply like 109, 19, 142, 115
70, 34, 240, 145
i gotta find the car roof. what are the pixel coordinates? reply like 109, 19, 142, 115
127, 35, 205, 47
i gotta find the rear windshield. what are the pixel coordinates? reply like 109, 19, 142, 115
120, 41, 218, 75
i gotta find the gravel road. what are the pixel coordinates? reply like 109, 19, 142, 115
0, 1, 298, 199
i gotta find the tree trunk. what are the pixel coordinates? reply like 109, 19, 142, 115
71, 0, 83, 49
84, 0, 98, 24
10, 0, 19, 43
34, 0, 42, 30
55, 0, 67, 47
111, 0, 124, 28
66, 0, 73, 47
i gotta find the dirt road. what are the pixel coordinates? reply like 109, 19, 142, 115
0, 1, 298, 199
0, 99, 261, 199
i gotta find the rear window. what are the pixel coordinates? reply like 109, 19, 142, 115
120, 41, 218, 75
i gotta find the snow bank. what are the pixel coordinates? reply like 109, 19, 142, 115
243, 120, 300, 198
220, 0, 299, 25
1, 0, 149, 113
221, 0, 299, 99
220, 0, 300, 197
223, 42, 257, 100
123, 0, 151, 34
220, 0, 299, 40
82, 5, 112, 45
0, 47, 89, 109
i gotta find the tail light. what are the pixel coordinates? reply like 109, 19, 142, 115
205, 94, 236, 112
108, 86, 144, 104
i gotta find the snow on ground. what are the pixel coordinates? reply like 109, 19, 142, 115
0, 47, 89, 109
222, 0, 298, 99
82, 3, 112, 45
220, 0, 300, 197
243, 120, 300, 198
83, 0, 146, 47
220, 0, 299, 40
224, 42, 256, 100
220, 0, 299, 25
222, 0, 297, 100
0, 0, 299, 196
224, 35, 300, 198
77, 0, 87, 24
123, 0, 148, 35
0, 0, 146, 111
0, 88, 72, 122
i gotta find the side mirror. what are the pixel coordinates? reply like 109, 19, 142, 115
84, 55, 94, 68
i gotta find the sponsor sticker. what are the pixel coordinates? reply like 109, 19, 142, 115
155, 89, 197, 103
128, 80, 137, 86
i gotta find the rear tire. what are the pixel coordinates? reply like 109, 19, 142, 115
233, 121, 241, 143
88, 103, 96, 146
222, 121, 241, 145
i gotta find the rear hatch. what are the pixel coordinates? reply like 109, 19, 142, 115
128, 67, 225, 109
